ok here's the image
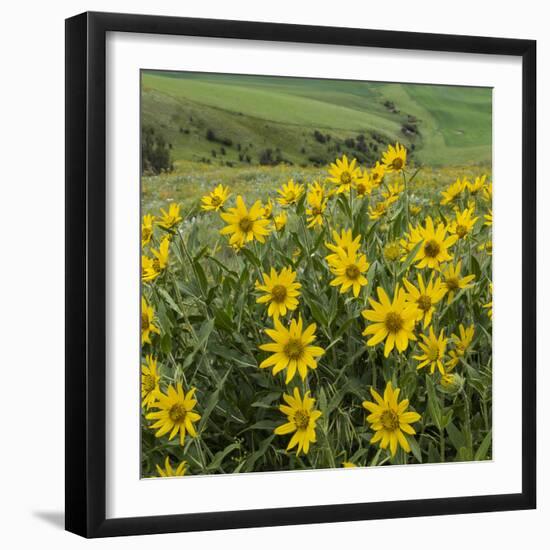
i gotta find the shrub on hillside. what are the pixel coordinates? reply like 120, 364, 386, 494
141, 125, 173, 175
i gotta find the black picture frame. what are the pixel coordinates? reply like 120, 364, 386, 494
65, 11, 536, 538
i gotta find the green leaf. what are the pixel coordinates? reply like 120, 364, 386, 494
206, 442, 240, 472
214, 308, 235, 332
398, 239, 423, 277
160, 332, 172, 355
426, 376, 442, 430
244, 420, 279, 431
157, 287, 183, 316
353, 197, 370, 236
446, 421, 466, 452
240, 247, 261, 268
251, 392, 281, 409
198, 367, 232, 432
307, 299, 329, 328
193, 260, 209, 295
337, 194, 352, 220
242, 435, 275, 472
474, 429, 492, 461
407, 435, 423, 463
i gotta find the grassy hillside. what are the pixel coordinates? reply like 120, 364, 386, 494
141, 71, 492, 169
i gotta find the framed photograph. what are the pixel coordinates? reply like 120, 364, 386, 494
65, 11, 536, 538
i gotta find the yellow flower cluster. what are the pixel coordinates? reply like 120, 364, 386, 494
140, 140, 493, 470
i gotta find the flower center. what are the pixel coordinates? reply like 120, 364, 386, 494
211, 195, 222, 206
152, 258, 161, 271
345, 264, 361, 280
286, 192, 296, 202
380, 409, 400, 430
356, 183, 367, 195
169, 403, 187, 422
340, 171, 351, 185
391, 157, 403, 170
424, 239, 441, 258
142, 227, 152, 241
284, 338, 305, 360
311, 207, 322, 216
385, 311, 404, 333
294, 410, 310, 430
417, 295, 432, 312
445, 277, 460, 291
142, 374, 156, 393
141, 311, 150, 331
426, 343, 440, 361
239, 216, 253, 232
455, 224, 468, 238
271, 284, 287, 303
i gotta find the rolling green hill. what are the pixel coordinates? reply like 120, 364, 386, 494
141, 70, 492, 169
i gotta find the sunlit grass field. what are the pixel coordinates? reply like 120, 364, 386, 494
142, 71, 492, 168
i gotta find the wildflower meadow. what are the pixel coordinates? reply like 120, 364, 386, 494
140, 143, 493, 477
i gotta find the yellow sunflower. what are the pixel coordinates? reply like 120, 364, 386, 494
277, 179, 304, 206
383, 241, 402, 262
441, 261, 475, 303
478, 240, 493, 256
273, 211, 288, 231
155, 456, 187, 477
409, 204, 422, 216
306, 189, 328, 228
381, 142, 407, 172
368, 199, 391, 220
370, 161, 386, 187
440, 178, 467, 206
448, 207, 479, 239
382, 181, 404, 203
362, 381, 421, 456
142, 255, 158, 282
482, 181, 493, 202
411, 216, 457, 270
274, 388, 322, 456
141, 354, 160, 408
259, 317, 325, 384
146, 383, 201, 446
483, 284, 493, 319
157, 203, 182, 230
361, 286, 417, 357
414, 327, 448, 375
325, 228, 361, 260
220, 195, 271, 247
309, 180, 335, 200
142, 236, 170, 282
262, 198, 274, 219
468, 174, 487, 196
327, 248, 369, 298
141, 213, 155, 247
355, 171, 374, 198
152, 236, 170, 272
400, 223, 423, 255
255, 267, 301, 319
327, 154, 361, 193
447, 324, 475, 368
141, 296, 161, 344
403, 273, 446, 328
201, 184, 230, 211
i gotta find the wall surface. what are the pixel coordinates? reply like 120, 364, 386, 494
0, 1, 546, 547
